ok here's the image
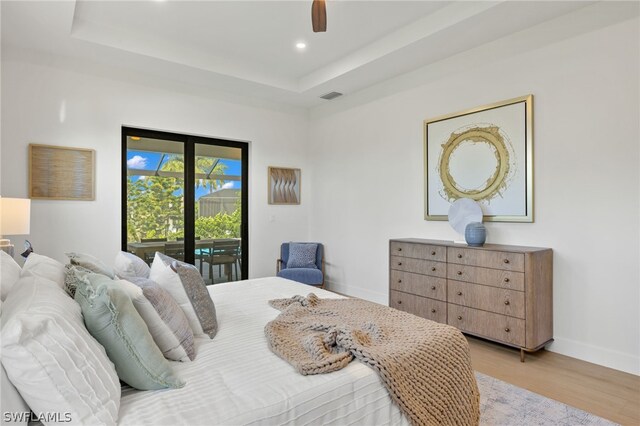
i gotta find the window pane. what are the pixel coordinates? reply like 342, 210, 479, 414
194, 143, 242, 284
126, 136, 185, 264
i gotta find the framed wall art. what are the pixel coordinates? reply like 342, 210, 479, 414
424, 95, 533, 222
29, 144, 95, 200
268, 166, 300, 205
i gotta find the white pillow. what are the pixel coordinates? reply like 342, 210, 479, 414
1, 250, 22, 301
1, 275, 120, 425
116, 278, 194, 362
20, 253, 65, 288
1, 364, 30, 426
149, 253, 218, 338
65, 252, 115, 278
114, 251, 150, 279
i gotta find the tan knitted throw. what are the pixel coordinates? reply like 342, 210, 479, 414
265, 294, 480, 426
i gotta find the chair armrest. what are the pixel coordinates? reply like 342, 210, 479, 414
276, 258, 284, 273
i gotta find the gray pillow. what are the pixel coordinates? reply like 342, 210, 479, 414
64, 264, 94, 298
75, 273, 184, 390
149, 253, 218, 339
287, 243, 318, 269
66, 252, 115, 278
127, 277, 195, 361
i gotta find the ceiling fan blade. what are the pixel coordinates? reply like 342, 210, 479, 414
312, 0, 327, 33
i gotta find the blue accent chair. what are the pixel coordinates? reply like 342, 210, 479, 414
276, 242, 324, 288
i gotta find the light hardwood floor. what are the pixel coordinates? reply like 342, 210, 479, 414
467, 336, 640, 425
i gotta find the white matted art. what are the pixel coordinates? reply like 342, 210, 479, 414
424, 95, 533, 222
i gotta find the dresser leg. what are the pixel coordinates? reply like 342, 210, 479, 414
520, 348, 525, 362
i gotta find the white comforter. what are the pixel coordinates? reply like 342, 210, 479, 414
118, 277, 409, 426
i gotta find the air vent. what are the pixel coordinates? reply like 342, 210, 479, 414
320, 91, 343, 100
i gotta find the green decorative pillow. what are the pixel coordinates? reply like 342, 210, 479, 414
75, 273, 184, 390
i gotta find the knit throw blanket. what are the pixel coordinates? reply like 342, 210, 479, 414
265, 294, 480, 426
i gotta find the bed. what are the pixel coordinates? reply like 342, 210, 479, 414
118, 277, 411, 425
2, 251, 477, 426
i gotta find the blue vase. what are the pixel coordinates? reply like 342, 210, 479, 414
465, 222, 486, 247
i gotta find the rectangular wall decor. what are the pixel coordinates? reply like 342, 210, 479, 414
268, 166, 300, 205
29, 144, 95, 200
424, 95, 533, 222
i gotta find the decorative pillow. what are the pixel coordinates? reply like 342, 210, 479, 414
21, 253, 65, 288
1, 275, 120, 425
66, 252, 115, 278
114, 251, 150, 279
149, 253, 218, 338
64, 264, 94, 297
287, 243, 318, 269
75, 273, 184, 390
119, 277, 195, 362
1, 250, 22, 300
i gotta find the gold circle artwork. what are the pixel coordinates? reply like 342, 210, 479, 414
438, 126, 510, 201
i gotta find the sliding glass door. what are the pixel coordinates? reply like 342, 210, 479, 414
122, 128, 248, 284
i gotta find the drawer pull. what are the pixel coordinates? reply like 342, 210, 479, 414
398, 248, 402, 251
457, 271, 462, 275
398, 279, 402, 283
457, 315, 463, 320
504, 300, 510, 305
504, 278, 510, 283
457, 291, 462, 296
431, 251, 436, 256
431, 285, 436, 290
431, 309, 436, 313
397, 300, 402, 305
431, 267, 436, 272
503, 259, 510, 264
505, 327, 510, 333
457, 254, 462, 259
398, 262, 402, 266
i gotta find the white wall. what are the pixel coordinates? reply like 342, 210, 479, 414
0, 57, 310, 279
2, 13, 638, 376
308, 18, 640, 374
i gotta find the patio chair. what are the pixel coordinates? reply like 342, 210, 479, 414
276, 242, 324, 288
164, 241, 185, 262
205, 239, 240, 283
140, 237, 167, 265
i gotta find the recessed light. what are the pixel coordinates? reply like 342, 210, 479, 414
296, 42, 307, 50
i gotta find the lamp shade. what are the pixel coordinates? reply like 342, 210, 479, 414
0, 198, 31, 235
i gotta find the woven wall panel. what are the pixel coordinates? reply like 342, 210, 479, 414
29, 144, 95, 200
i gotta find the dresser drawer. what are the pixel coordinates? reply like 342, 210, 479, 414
448, 247, 525, 272
448, 304, 525, 347
390, 256, 447, 278
390, 270, 446, 301
447, 264, 525, 291
447, 280, 525, 319
390, 290, 447, 323
390, 241, 446, 262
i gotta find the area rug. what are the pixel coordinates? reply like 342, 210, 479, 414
476, 372, 618, 425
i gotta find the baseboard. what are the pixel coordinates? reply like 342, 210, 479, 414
548, 337, 639, 376
325, 281, 388, 305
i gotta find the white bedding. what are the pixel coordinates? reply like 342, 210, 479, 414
118, 277, 409, 425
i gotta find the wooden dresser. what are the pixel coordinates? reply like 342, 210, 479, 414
389, 238, 552, 361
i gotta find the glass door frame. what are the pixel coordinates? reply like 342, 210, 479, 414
121, 126, 249, 280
